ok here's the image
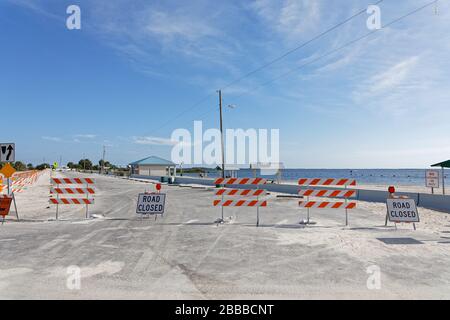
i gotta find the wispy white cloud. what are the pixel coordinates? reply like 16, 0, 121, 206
6, 0, 62, 21
250, 0, 322, 43
366, 56, 420, 95
87, 1, 246, 79
42, 136, 62, 142
74, 134, 97, 139
143, 9, 217, 41
132, 136, 177, 146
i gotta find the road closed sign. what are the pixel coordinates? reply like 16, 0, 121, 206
386, 198, 419, 223
136, 193, 166, 215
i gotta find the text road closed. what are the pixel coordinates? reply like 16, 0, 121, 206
136, 193, 166, 215
386, 198, 419, 223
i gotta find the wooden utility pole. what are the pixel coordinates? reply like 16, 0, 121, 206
218, 90, 225, 179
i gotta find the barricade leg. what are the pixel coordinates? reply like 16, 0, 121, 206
13, 193, 19, 221
345, 185, 348, 226
221, 188, 224, 221
306, 196, 311, 225
85, 181, 89, 219
256, 206, 259, 227
56, 182, 59, 220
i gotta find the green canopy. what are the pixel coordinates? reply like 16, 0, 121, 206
431, 160, 450, 168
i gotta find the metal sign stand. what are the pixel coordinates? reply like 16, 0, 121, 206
153, 189, 157, 221
344, 184, 349, 226
306, 195, 310, 224
140, 189, 146, 221
11, 193, 19, 221
159, 188, 164, 218
385, 190, 394, 227
300, 194, 312, 226
221, 186, 224, 222
389, 221, 416, 231
56, 181, 59, 220
256, 184, 260, 227
7, 178, 19, 221
216, 183, 225, 225
384, 207, 389, 227
85, 181, 89, 219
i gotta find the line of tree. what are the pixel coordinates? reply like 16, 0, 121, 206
66, 159, 118, 171
1, 159, 121, 172
0, 162, 50, 171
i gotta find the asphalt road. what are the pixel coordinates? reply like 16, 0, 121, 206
1, 172, 449, 299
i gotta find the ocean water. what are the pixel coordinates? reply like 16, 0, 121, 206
185, 169, 449, 186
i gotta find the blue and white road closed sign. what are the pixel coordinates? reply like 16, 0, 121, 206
136, 193, 166, 215
386, 198, 419, 223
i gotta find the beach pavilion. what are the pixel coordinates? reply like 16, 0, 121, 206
431, 159, 449, 195
129, 156, 177, 177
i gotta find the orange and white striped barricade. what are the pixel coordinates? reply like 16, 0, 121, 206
298, 178, 357, 226
213, 178, 267, 226
214, 177, 267, 186
8, 180, 27, 193
1, 170, 44, 222
50, 177, 95, 220
1, 186, 25, 194
1, 170, 41, 194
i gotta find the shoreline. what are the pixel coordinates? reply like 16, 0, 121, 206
179, 175, 444, 195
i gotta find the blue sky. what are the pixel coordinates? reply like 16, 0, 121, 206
1, 0, 449, 168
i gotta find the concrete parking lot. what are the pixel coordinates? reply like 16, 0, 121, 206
1, 171, 450, 299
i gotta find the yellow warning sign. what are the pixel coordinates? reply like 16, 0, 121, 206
0, 163, 16, 178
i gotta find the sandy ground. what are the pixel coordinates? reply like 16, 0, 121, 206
0, 170, 450, 299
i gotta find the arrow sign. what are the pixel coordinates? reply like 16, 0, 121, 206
0, 143, 15, 163
6, 145, 13, 161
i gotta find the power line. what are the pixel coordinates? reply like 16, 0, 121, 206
140, 0, 385, 137
142, 0, 437, 137
228, 0, 439, 102
221, 0, 385, 91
